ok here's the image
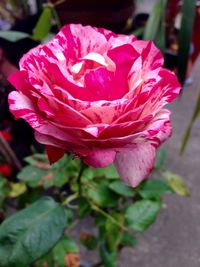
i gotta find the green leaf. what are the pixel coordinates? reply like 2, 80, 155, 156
39, 241, 79, 267
17, 165, 47, 187
154, 149, 167, 170
60, 237, 79, 254
87, 181, 119, 208
132, 27, 145, 37
8, 182, 27, 198
52, 237, 79, 266
109, 180, 135, 197
24, 153, 48, 165
33, 7, 52, 41
99, 239, 117, 267
78, 197, 91, 218
180, 91, 200, 153
0, 177, 9, 205
36, 251, 54, 267
48, 155, 71, 188
18, 154, 73, 189
0, 197, 67, 267
125, 200, 161, 232
139, 179, 173, 199
163, 171, 190, 196
105, 214, 123, 252
80, 233, 98, 250
143, 0, 167, 53
121, 232, 137, 248
47, 169, 69, 188
95, 214, 106, 229
178, 0, 196, 84
85, 164, 118, 180
0, 31, 30, 42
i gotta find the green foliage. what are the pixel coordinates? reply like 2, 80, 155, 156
0, 197, 67, 267
178, 0, 196, 84
0, 31, 30, 42
121, 232, 137, 248
125, 200, 161, 232
104, 213, 123, 251
18, 154, 78, 189
163, 171, 191, 196
78, 197, 91, 218
17, 165, 47, 187
80, 233, 98, 250
37, 237, 79, 267
109, 180, 135, 197
143, 0, 167, 53
139, 179, 173, 199
180, 92, 200, 153
87, 180, 119, 208
0, 177, 9, 205
154, 149, 167, 170
99, 240, 117, 267
0, 145, 187, 267
83, 164, 118, 180
33, 7, 53, 41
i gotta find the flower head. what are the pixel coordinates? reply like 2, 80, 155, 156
8, 24, 181, 187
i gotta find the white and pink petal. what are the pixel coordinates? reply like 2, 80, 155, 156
114, 143, 156, 187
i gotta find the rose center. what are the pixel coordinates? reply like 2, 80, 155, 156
70, 52, 115, 81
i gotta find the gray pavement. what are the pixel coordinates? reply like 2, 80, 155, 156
118, 59, 200, 267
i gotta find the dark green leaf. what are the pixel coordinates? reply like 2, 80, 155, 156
64, 209, 74, 224
121, 232, 137, 248
99, 239, 117, 267
125, 200, 161, 232
36, 251, 54, 267
109, 180, 135, 197
95, 214, 106, 229
33, 7, 52, 41
178, 0, 196, 84
18, 188, 43, 208
0, 197, 67, 267
139, 179, 173, 199
0, 177, 9, 205
78, 197, 91, 218
87, 181, 119, 208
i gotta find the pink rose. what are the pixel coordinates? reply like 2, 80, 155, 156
8, 24, 181, 187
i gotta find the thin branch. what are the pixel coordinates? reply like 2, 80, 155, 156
77, 163, 86, 196
91, 204, 130, 232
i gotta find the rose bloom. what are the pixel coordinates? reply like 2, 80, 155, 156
0, 163, 12, 177
8, 24, 181, 187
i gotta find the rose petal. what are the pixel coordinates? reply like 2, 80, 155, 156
46, 145, 65, 164
83, 150, 116, 168
114, 143, 156, 187
8, 70, 34, 97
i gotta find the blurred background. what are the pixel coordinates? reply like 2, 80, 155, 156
0, 1, 200, 266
